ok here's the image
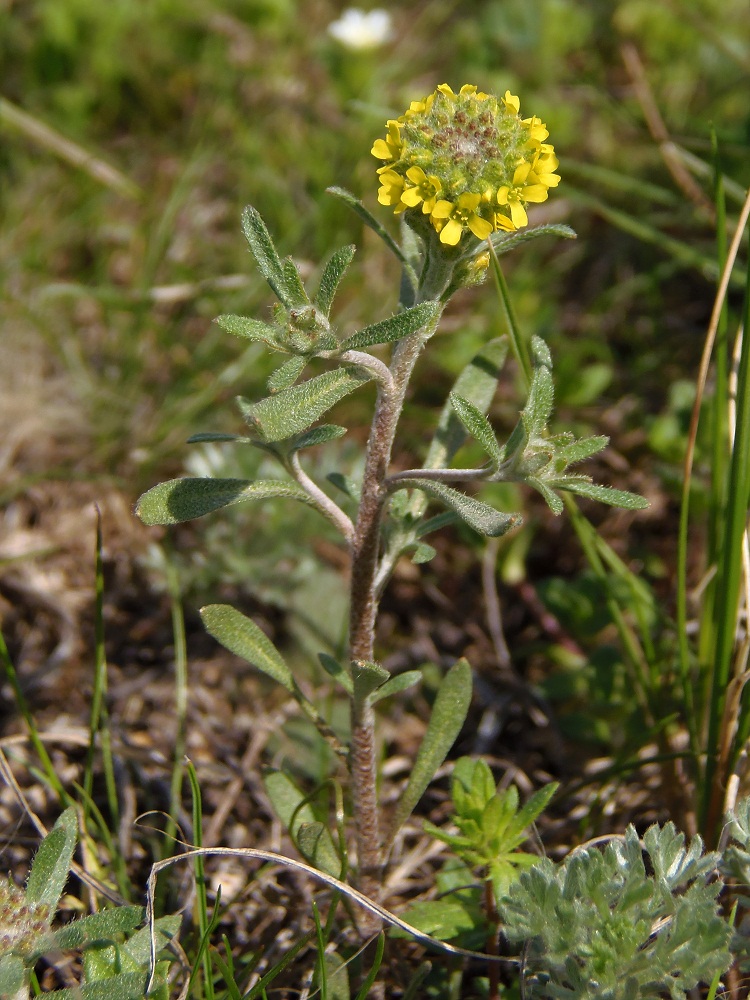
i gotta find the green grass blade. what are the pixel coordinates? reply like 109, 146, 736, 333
164, 556, 187, 856
187, 760, 214, 1000
0, 628, 68, 804
702, 250, 750, 832
487, 245, 531, 387
84, 510, 119, 833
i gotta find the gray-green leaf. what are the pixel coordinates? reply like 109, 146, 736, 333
316, 245, 356, 316
553, 477, 650, 509
135, 478, 315, 525
489, 222, 576, 257
409, 338, 508, 525
215, 313, 282, 349
449, 392, 504, 468
263, 771, 340, 877
267, 355, 307, 393
239, 366, 372, 442
297, 822, 343, 878
318, 652, 353, 694
352, 659, 390, 705
288, 424, 347, 452
395, 478, 521, 538
339, 301, 441, 351
367, 669, 422, 706
26, 807, 77, 910
326, 186, 408, 266
241, 206, 304, 307
45, 907, 143, 953
523, 337, 554, 435
388, 658, 473, 842
0, 955, 26, 1000
201, 604, 294, 691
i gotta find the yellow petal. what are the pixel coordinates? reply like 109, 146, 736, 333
512, 162, 532, 185
494, 213, 516, 233
439, 218, 463, 245
522, 184, 549, 204
406, 165, 426, 184
371, 139, 392, 160
400, 186, 423, 207
468, 214, 493, 240
509, 201, 528, 228
502, 90, 520, 114
457, 192, 482, 211
431, 199, 454, 219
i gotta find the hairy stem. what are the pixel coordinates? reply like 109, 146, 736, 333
348, 309, 443, 918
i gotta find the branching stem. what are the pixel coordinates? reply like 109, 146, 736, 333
348, 307, 443, 919
288, 451, 354, 544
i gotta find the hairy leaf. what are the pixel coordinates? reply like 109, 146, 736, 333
186, 431, 251, 444
489, 222, 576, 257
240, 366, 371, 442
26, 807, 77, 910
135, 477, 315, 525
281, 256, 309, 305
352, 659, 389, 704
523, 337, 554, 436
555, 435, 609, 464
316, 245, 356, 315
553, 477, 650, 509
318, 652, 354, 695
241, 206, 303, 307
201, 604, 294, 691
297, 822, 342, 878
389, 658, 473, 840
0, 956, 25, 999
367, 669, 422, 706
40, 972, 151, 1000
118, 915, 182, 967
46, 907, 144, 952
450, 392, 504, 467
395, 478, 521, 537
326, 186, 408, 266
288, 424, 347, 452
263, 772, 341, 877
339, 301, 441, 351
424, 338, 508, 474
268, 355, 307, 393
215, 314, 282, 349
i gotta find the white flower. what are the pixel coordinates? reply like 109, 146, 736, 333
327, 8, 392, 50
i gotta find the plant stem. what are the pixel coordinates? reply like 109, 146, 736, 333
348, 310, 442, 918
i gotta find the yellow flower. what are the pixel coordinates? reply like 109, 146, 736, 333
502, 90, 520, 114
371, 83, 560, 244
432, 193, 494, 245
529, 144, 561, 189
400, 165, 442, 213
496, 161, 550, 229
370, 120, 402, 162
377, 169, 407, 209
522, 115, 549, 144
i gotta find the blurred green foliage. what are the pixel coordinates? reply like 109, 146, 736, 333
2, 0, 748, 696
3, 0, 747, 486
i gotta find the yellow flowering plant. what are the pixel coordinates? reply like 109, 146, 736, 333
372, 84, 559, 245
135, 83, 647, 971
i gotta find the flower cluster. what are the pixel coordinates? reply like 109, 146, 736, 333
372, 84, 560, 246
0, 878, 51, 956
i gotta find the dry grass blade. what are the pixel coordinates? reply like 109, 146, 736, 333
0, 96, 141, 200
145, 846, 508, 993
